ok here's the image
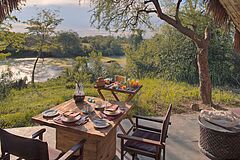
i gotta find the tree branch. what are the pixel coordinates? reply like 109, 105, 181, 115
146, 10, 157, 14
151, 0, 201, 44
175, 0, 182, 22
144, 0, 153, 4
151, 0, 163, 15
204, 25, 211, 41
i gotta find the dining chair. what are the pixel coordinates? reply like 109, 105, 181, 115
0, 128, 86, 160
118, 104, 172, 160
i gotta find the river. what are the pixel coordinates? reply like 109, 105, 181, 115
0, 58, 73, 82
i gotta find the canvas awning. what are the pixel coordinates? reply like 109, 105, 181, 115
0, 0, 23, 22
219, 0, 240, 32
206, 0, 240, 53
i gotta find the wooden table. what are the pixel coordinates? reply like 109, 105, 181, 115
32, 96, 133, 160
94, 84, 142, 102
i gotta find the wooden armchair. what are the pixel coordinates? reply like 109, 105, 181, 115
0, 128, 86, 160
118, 104, 172, 160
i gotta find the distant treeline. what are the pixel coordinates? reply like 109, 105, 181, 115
8, 32, 132, 58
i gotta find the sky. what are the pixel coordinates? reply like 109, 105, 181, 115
10, 0, 161, 38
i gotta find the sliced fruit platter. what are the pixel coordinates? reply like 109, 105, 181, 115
109, 79, 140, 91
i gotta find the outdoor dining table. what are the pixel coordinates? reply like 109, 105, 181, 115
32, 96, 133, 160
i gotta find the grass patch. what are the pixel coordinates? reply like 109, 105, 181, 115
133, 79, 240, 115
1, 78, 240, 128
101, 56, 126, 67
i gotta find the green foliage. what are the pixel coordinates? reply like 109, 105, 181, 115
0, 68, 27, 100
101, 56, 126, 66
128, 29, 144, 50
88, 51, 105, 80
0, 17, 26, 60
133, 78, 240, 115
180, 0, 212, 38
90, 0, 151, 31
81, 35, 125, 56
126, 24, 240, 87
64, 56, 92, 85
104, 62, 125, 78
0, 53, 11, 60
11, 33, 127, 58
0, 68, 13, 100
55, 31, 83, 56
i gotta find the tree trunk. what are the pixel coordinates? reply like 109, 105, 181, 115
32, 38, 44, 85
196, 42, 212, 105
31, 56, 40, 84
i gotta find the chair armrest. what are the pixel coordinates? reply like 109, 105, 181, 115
32, 128, 46, 140
133, 115, 171, 125
136, 125, 162, 133
0, 153, 10, 160
58, 139, 86, 160
117, 134, 163, 148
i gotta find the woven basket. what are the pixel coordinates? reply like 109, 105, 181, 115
198, 117, 240, 160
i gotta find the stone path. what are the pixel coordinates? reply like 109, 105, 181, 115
2, 114, 209, 160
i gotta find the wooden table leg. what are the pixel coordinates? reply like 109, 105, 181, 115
111, 91, 120, 101
125, 94, 135, 102
56, 128, 116, 160
97, 89, 105, 101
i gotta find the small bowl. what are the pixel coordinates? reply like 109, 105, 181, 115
73, 95, 85, 103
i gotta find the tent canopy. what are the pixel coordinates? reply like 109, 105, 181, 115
0, 0, 23, 22
206, 0, 240, 53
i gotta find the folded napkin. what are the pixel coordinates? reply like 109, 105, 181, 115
200, 110, 240, 128
105, 104, 119, 112
53, 115, 88, 126
63, 111, 81, 117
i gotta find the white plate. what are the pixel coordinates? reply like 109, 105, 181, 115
94, 104, 106, 109
42, 109, 59, 117
93, 119, 110, 129
61, 115, 81, 123
103, 109, 122, 116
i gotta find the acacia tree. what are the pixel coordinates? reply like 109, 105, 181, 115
25, 9, 63, 84
87, 0, 229, 105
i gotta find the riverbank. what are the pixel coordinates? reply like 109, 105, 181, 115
0, 57, 126, 82
0, 58, 73, 82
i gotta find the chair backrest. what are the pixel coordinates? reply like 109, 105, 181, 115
160, 104, 172, 144
0, 128, 49, 160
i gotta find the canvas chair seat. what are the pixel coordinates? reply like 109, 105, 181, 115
125, 129, 160, 153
